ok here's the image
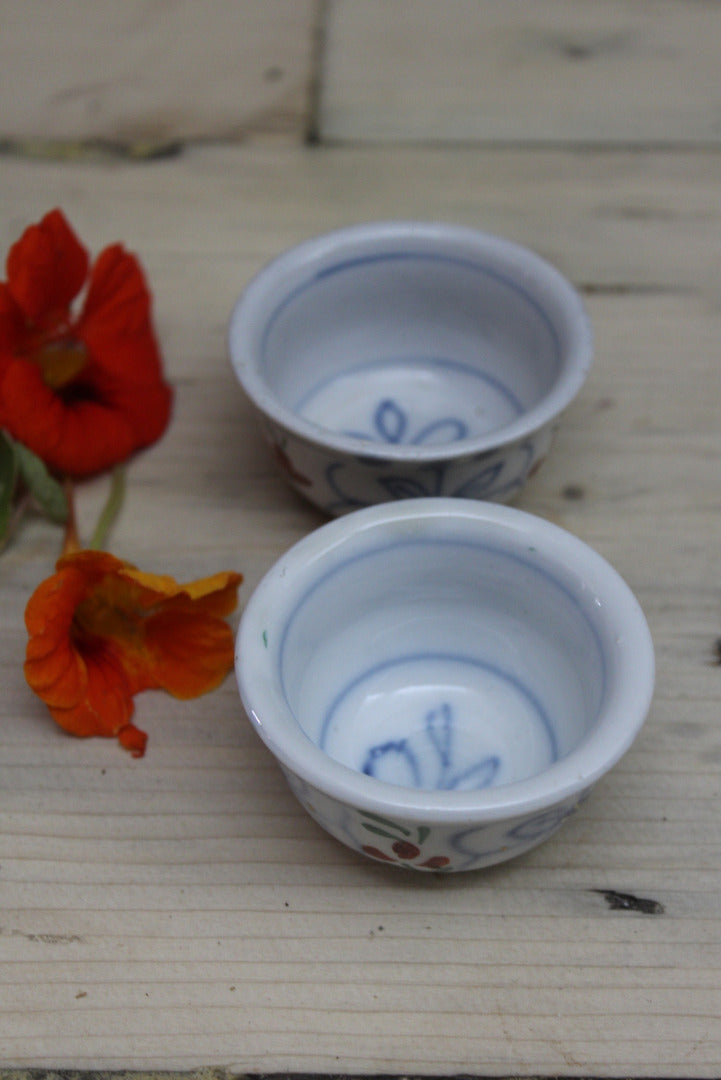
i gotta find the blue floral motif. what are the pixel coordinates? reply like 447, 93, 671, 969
280, 757, 591, 872
371, 399, 407, 443
361, 702, 501, 792
506, 805, 578, 842
448, 793, 587, 871
345, 397, 469, 446
324, 441, 535, 514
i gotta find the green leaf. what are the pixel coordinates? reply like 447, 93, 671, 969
14, 441, 68, 523
0, 432, 18, 541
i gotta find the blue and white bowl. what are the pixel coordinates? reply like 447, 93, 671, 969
235, 499, 654, 872
228, 222, 593, 515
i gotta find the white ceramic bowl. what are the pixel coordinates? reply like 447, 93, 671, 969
228, 222, 592, 515
235, 499, 654, 872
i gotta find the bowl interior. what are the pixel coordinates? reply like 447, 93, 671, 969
276, 517, 608, 793
234, 227, 590, 454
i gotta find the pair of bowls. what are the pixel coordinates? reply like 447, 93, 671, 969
229, 223, 654, 873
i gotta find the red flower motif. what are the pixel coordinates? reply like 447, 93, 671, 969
392, 839, 420, 860
361, 842, 450, 870
24, 549, 242, 756
419, 855, 451, 869
272, 441, 312, 487
0, 209, 172, 477
361, 844, 396, 862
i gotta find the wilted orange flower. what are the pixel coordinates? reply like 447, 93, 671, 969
0, 208, 172, 477
24, 550, 243, 756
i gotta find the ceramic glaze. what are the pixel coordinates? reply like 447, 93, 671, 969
321, 661, 551, 791
229, 223, 593, 515
296, 357, 524, 448
281, 536, 603, 792
236, 499, 655, 872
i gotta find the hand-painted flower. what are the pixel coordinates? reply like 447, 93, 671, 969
0, 208, 172, 477
24, 550, 243, 756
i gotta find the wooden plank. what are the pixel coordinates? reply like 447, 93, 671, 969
3, 143, 721, 295
321, 0, 721, 144
0, 0, 318, 145
0, 143, 720, 1075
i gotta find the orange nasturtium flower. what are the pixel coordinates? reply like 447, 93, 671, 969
0, 208, 172, 477
24, 550, 243, 756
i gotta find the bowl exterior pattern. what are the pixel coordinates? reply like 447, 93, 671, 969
260, 416, 554, 515
281, 766, 591, 872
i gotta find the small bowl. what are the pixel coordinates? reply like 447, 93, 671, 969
228, 222, 592, 515
235, 498, 654, 872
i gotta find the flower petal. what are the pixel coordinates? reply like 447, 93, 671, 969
122, 567, 243, 617
0, 282, 25, 357
25, 552, 122, 713
141, 608, 237, 698
80, 243, 154, 344
25, 551, 242, 756
76, 243, 173, 451
6, 209, 88, 322
0, 214, 172, 478
54, 548, 126, 581
0, 352, 147, 478
24, 562, 90, 708
181, 570, 245, 616
111, 568, 243, 696
118, 723, 148, 757
25, 558, 143, 752
49, 640, 133, 738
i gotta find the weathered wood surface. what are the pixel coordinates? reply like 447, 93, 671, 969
322, 0, 721, 145
0, 1, 720, 1076
0, 0, 318, 145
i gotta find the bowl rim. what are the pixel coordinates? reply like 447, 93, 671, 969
228, 221, 594, 463
235, 498, 655, 824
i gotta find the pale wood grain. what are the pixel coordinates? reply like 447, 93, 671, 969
0, 143, 720, 1074
0, 0, 318, 144
322, 0, 721, 145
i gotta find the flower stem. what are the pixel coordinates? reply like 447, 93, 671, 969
61, 478, 81, 555
90, 467, 126, 551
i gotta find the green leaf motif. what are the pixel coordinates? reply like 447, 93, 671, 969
0, 432, 18, 542
360, 823, 401, 841
360, 811, 412, 837
14, 441, 68, 523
